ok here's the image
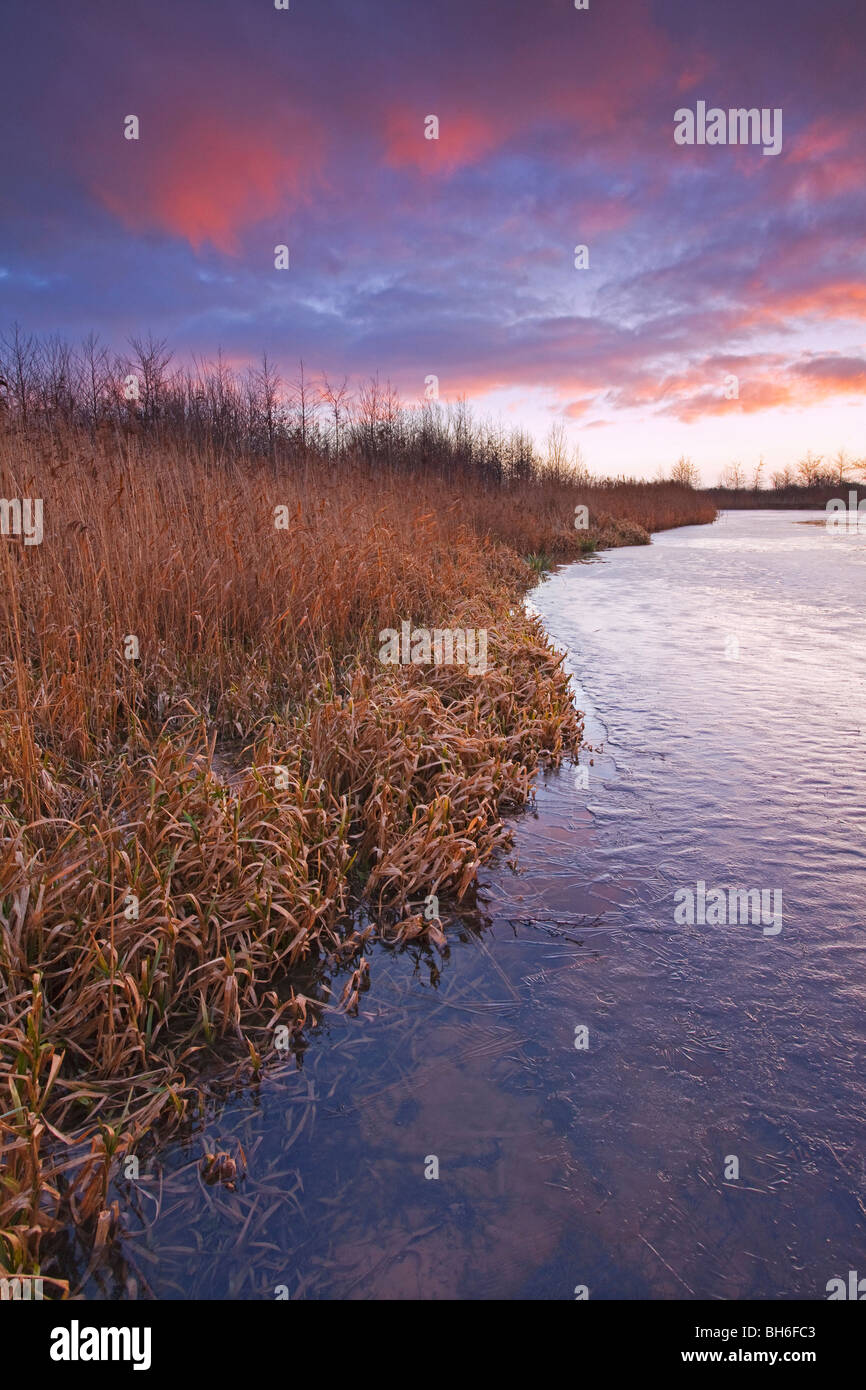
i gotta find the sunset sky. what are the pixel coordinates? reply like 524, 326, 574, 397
2, 0, 865, 482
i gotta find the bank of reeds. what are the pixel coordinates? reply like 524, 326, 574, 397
704, 482, 866, 510
0, 393, 715, 1290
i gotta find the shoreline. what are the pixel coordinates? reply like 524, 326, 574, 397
0, 427, 716, 1289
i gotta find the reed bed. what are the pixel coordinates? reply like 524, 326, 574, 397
0, 421, 715, 1289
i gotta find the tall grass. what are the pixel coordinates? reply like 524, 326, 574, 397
0, 358, 716, 1289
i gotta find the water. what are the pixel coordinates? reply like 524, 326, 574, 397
82, 510, 866, 1300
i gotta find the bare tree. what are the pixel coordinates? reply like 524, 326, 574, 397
252, 351, 281, 458
79, 332, 110, 429
545, 420, 569, 472
796, 450, 823, 487
379, 378, 401, 466
831, 448, 851, 485
671, 454, 700, 488
1, 323, 37, 423
570, 442, 592, 485
319, 373, 353, 459
357, 373, 383, 459
43, 335, 80, 425
289, 359, 317, 455
128, 334, 173, 425
720, 461, 746, 489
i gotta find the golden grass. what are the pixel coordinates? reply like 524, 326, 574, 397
0, 425, 715, 1288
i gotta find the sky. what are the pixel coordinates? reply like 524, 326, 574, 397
2, 0, 865, 483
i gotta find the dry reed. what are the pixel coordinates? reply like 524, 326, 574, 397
0, 422, 715, 1287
